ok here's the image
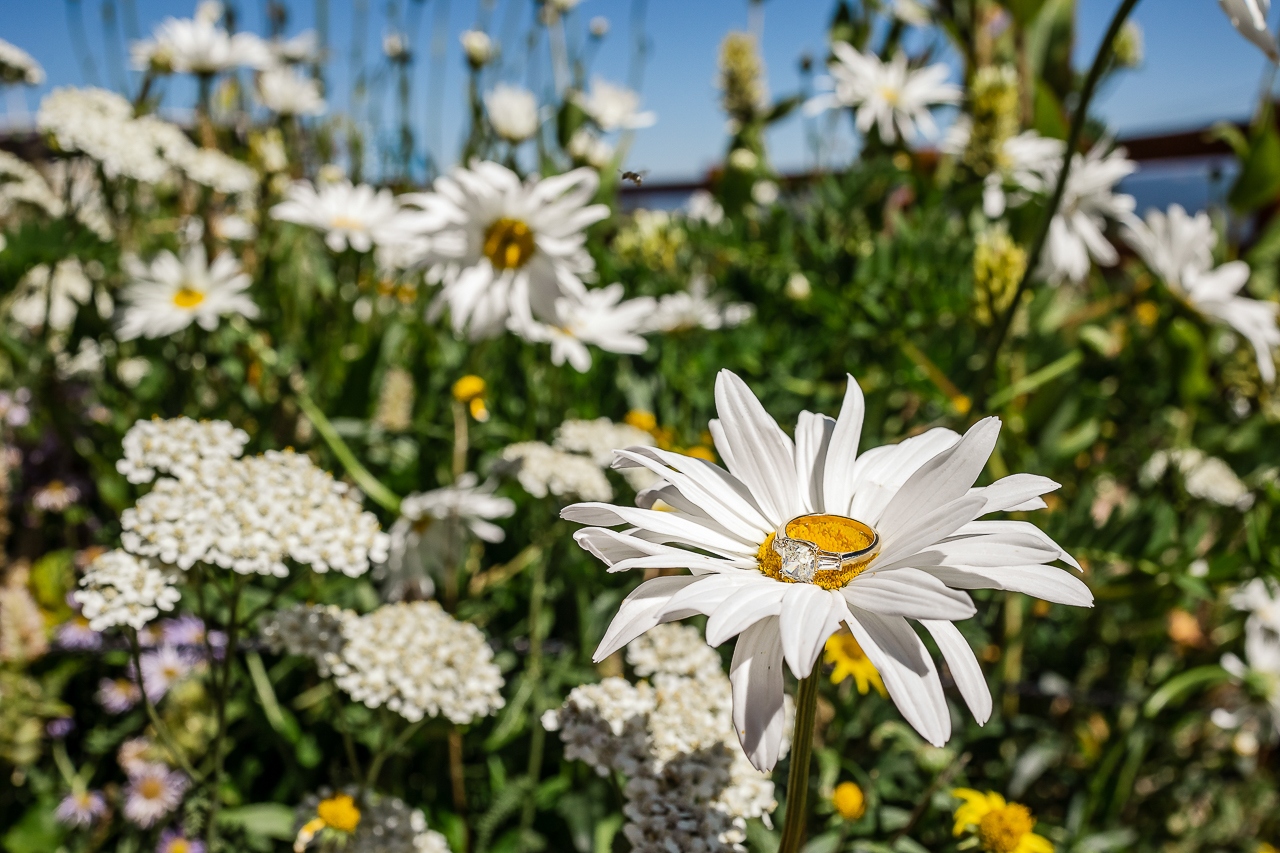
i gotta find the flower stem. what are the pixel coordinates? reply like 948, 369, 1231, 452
778, 672, 821, 853
205, 575, 245, 848
126, 629, 200, 781
295, 384, 402, 514
977, 0, 1144, 409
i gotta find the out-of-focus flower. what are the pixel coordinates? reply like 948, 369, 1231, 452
293, 790, 447, 853
501, 441, 613, 501
824, 632, 886, 696
403, 161, 609, 339
97, 677, 142, 713
55, 615, 103, 650
1168, 609, 1205, 647
972, 224, 1026, 325
374, 367, 416, 433
1114, 20, 1144, 67
718, 32, 768, 119
157, 828, 206, 853
807, 47, 961, 144
1231, 578, 1280, 636
685, 190, 724, 227
832, 781, 867, 820
485, 84, 539, 142
574, 77, 656, 131
567, 129, 614, 168
452, 375, 490, 422
1125, 205, 1279, 382
382, 32, 410, 61
118, 246, 258, 340
590, 16, 610, 37
138, 645, 194, 702
0, 38, 45, 85
32, 480, 81, 513
0, 565, 47, 662
1141, 448, 1253, 510
75, 550, 181, 632
46, 717, 74, 739
295, 793, 361, 851
116, 416, 248, 484
785, 271, 812, 300
644, 274, 754, 333
257, 65, 326, 115
8, 259, 92, 332
1220, 0, 1279, 61
397, 473, 516, 545
162, 614, 225, 652
566, 370, 1087, 770
892, 0, 933, 25
460, 30, 493, 68
751, 180, 780, 206
1039, 144, 1137, 285
54, 790, 107, 827
512, 283, 654, 372
123, 762, 188, 828
951, 789, 1053, 853
271, 30, 319, 64
728, 148, 758, 171
271, 179, 406, 253
132, 15, 271, 74
262, 604, 353, 677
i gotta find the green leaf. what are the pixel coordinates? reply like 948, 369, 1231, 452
1229, 123, 1280, 212
1144, 665, 1229, 717
217, 803, 297, 840
1, 801, 64, 853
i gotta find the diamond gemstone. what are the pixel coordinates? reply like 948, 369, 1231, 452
778, 539, 818, 583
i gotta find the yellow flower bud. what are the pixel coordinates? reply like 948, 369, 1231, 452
832, 781, 866, 821
452, 375, 487, 402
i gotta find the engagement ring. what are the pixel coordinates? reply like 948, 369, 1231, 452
771, 514, 880, 584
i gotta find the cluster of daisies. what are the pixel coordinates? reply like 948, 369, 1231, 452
263, 600, 505, 725
57, 735, 195, 839
544, 623, 784, 853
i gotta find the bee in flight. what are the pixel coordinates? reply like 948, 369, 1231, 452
620, 169, 649, 186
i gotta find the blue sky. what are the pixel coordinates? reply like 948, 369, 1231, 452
0, 0, 1274, 181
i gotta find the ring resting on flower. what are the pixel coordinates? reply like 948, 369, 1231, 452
764, 514, 880, 589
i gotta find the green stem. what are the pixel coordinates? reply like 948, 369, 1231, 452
517, 552, 550, 851
126, 630, 200, 780
295, 385, 402, 513
976, 0, 1144, 409
778, 673, 821, 853
205, 575, 245, 848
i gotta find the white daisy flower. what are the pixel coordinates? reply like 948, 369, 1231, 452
485, 83, 540, 142
0, 37, 45, 85
564, 370, 1090, 770
117, 246, 259, 340
403, 161, 609, 339
270, 179, 404, 252
133, 16, 271, 75
806, 46, 960, 144
271, 29, 319, 64
574, 77, 657, 131
257, 65, 326, 116
1220, 0, 1279, 61
1124, 204, 1280, 382
513, 283, 655, 372
1038, 144, 1137, 285
460, 30, 494, 68
944, 120, 1064, 218
397, 473, 516, 544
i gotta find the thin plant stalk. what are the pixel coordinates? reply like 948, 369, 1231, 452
360, 715, 427, 800
126, 629, 200, 780
205, 575, 246, 848
295, 385, 402, 514
778, 672, 821, 853
517, 549, 550, 851
977, 0, 1144, 409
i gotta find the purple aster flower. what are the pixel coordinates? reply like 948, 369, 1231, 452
160, 615, 226, 657
46, 717, 75, 739
96, 677, 141, 713
123, 762, 188, 828
138, 645, 193, 702
55, 790, 106, 827
55, 615, 103, 651
157, 827, 206, 853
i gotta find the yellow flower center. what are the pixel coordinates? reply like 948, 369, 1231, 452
330, 215, 367, 231
169, 840, 191, 853
172, 287, 205, 309
483, 218, 536, 270
756, 515, 878, 591
140, 779, 163, 800
832, 781, 866, 820
317, 794, 361, 834
978, 803, 1036, 853
879, 85, 901, 106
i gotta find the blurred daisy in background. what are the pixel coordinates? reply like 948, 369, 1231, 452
117, 246, 258, 340
1038, 144, 1137, 285
807, 45, 960, 143
271, 180, 405, 253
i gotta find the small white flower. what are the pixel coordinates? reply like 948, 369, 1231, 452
1038, 144, 1137, 285
728, 148, 758, 171
271, 30, 319, 64
398, 473, 516, 544
0, 38, 45, 85
1220, 0, 1279, 61
7, 259, 93, 332
589, 16, 610, 37
117, 246, 257, 340
383, 32, 410, 60
257, 65, 326, 115
568, 129, 614, 168
807, 46, 961, 143
460, 30, 493, 67
785, 271, 812, 301
513, 283, 654, 372
751, 179, 779, 206
574, 77, 656, 131
485, 83, 540, 142
684, 190, 724, 227
74, 550, 181, 632
945, 120, 1064, 218
270, 179, 405, 252
644, 274, 754, 333
133, 16, 271, 75
123, 763, 188, 828
501, 441, 614, 501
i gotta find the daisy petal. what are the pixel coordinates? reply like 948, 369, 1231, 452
842, 568, 976, 620
713, 370, 800, 525
594, 575, 702, 661
845, 607, 951, 746
924, 564, 1094, 607
921, 619, 992, 724
875, 495, 989, 568
822, 375, 866, 517
730, 616, 787, 771
705, 582, 786, 646
778, 585, 844, 678
878, 418, 1000, 539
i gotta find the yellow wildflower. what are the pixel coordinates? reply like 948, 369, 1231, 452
951, 789, 1053, 853
452, 375, 490, 422
294, 793, 362, 852
832, 781, 866, 820
625, 410, 657, 433
824, 632, 886, 697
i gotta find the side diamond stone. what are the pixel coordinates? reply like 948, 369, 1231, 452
778, 540, 817, 583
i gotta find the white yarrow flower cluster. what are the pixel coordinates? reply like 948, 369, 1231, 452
261, 603, 353, 676
545, 624, 782, 853
121, 447, 390, 577
1140, 448, 1253, 510
74, 550, 181, 632
330, 601, 505, 724
0, 38, 45, 85
117, 416, 250, 484
501, 442, 615, 501
1125, 204, 1280, 382
553, 417, 658, 491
